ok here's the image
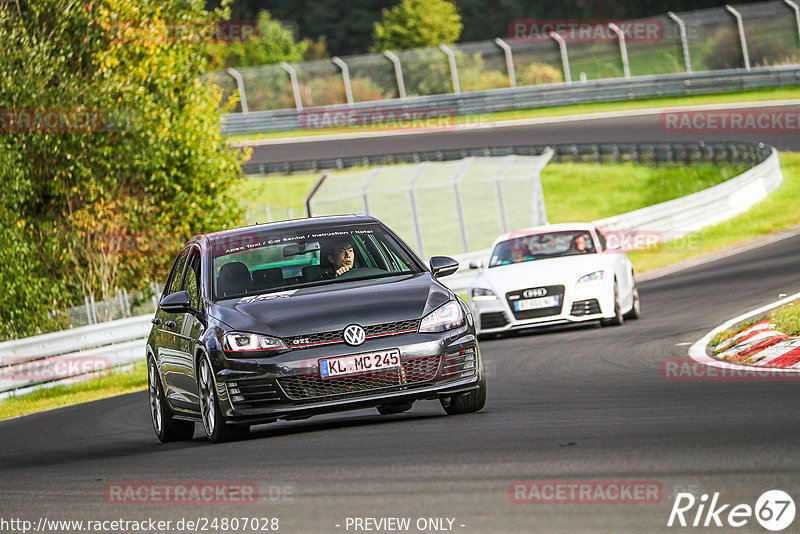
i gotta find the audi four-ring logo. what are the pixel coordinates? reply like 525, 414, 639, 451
523, 288, 547, 298
343, 324, 366, 346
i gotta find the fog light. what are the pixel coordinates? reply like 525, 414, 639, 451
460, 370, 475, 377
464, 362, 474, 370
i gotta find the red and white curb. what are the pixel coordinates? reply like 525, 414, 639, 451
689, 291, 800, 373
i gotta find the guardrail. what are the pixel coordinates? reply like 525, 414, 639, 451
0, 315, 151, 399
222, 66, 800, 137
442, 142, 780, 294
0, 141, 780, 396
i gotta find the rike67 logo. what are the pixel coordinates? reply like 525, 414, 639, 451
668, 490, 795, 531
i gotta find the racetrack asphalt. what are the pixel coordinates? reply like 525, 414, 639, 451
245, 102, 800, 166
2, 230, 799, 533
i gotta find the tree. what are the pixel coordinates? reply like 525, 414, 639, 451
372, 0, 462, 52
205, 10, 308, 70
0, 0, 248, 339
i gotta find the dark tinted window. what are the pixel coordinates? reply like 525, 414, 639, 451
181, 247, 201, 308
165, 248, 190, 296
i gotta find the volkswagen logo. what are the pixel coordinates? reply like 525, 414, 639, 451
523, 288, 547, 298
343, 324, 366, 346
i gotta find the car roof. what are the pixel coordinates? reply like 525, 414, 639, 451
491, 223, 597, 246
196, 214, 379, 246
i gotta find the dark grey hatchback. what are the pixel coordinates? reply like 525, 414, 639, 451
147, 215, 486, 443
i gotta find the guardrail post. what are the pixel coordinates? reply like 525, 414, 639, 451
438, 44, 461, 94
494, 38, 517, 88
226, 68, 249, 113
304, 172, 328, 217
408, 163, 429, 257
667, 12, 693, 73
331, 56, 354, 106
608, 23, 631, 79
725, 5, 751, 71
785, 0, 800, 48
548, 31, 572, 84
280, 62, 304, 111
383, 51, 407, 99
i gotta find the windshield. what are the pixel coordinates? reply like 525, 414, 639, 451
211, 224, 421, 300
489, 230, 596, 267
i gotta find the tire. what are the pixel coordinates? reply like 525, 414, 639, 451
148, 357, 194, 443
377, 401, 414, 415
601, 279, 624, 326
440, 377, 487, 415
624, 283, 641, 320
198, 356, 250, 443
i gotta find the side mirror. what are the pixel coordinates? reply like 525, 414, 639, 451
429, 256, 459, 278
469, 259, 484, 270
160, 290, 192, 314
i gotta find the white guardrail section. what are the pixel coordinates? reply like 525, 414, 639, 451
443, 147, 783, 294
0, 148, 782, 398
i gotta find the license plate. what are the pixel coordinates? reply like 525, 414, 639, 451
319, 349, 401, 379
514, 295, 558, 311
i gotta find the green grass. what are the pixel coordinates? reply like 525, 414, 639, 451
0, 360, 148, 421
225, 86, 800, 142
627, 153, 800, 273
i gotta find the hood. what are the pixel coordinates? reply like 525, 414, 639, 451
473, 254, 616, 295
208, 272, 450, 338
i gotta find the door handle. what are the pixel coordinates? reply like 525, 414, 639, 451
151, 318, 162, 325
165, 320, 177, 328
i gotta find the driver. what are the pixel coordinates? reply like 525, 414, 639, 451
324, 238, 356, 278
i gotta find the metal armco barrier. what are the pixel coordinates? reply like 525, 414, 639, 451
222, 66, 800, 137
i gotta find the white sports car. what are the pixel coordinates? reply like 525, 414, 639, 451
469, 223, 640, 336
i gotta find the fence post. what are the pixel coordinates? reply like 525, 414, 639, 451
494, 38, 517, 88
784, 0, 800, 48
383, 51, 407, 99
331, 56, 354, 106
438, 44, 461, 94
119, 289, 131, 318
304, 172, 329, 217
85, 295, 97, 325
452, 159, 471, 253
667, 12, 693, 73
361, 167, 383, 215
408, 163, 429, 257
280, 62, 304, 111
607, 23, 631, 79
494, 156, 514, 234
226, 68, 249, 113
725, 5, 751, 71
548, 31, 572, 84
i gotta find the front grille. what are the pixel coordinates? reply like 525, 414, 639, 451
506, 285, 565, 320
571, 298, 601, 316
440, 347, 478, 379
480, 312, 508, 329
277, 355, 442, 401
284, 319, 421, 349
227, 378, 282, 409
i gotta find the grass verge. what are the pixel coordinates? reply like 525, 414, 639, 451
225, 85, 800, 142
0, 360, 147, 421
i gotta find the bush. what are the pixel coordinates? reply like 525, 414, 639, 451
516, 62, 563, 86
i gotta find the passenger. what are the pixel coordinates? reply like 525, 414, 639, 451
573, 234, 591, 253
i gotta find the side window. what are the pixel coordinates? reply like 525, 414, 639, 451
166, 248, 190, 297
181, 247, 201, 308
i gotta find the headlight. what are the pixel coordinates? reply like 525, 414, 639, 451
224, 332, 287, 352
576, 270, 604, 287
419, 301, 465, 333
471, 287, 497, 301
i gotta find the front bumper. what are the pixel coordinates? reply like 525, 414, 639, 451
209, 326, 481, 424
471, 282, 614, 334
